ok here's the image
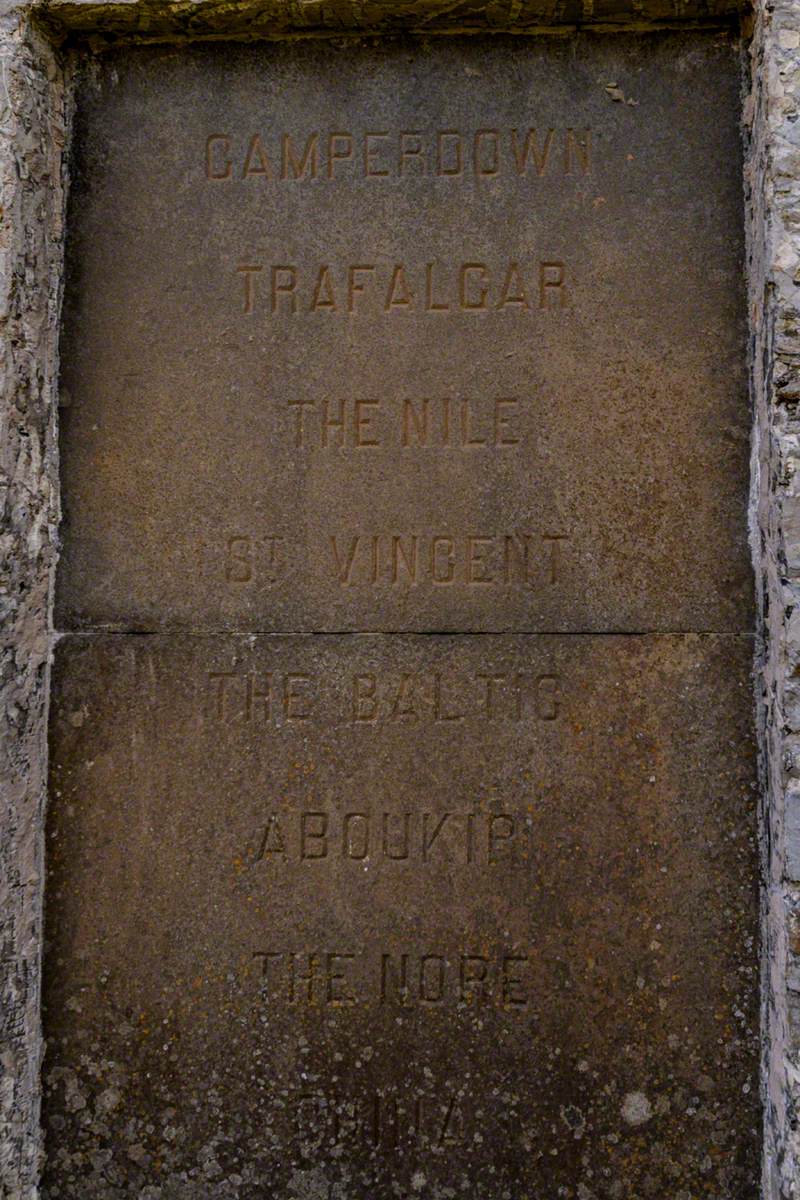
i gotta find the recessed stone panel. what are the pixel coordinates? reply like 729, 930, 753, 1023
56, 35, 750, 633
43, 633, 759, 1197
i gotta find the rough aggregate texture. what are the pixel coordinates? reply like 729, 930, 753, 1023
0, 13, 65, 1200
746, 0, 800, 1194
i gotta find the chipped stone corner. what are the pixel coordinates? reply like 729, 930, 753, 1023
0, 5, 67, 1197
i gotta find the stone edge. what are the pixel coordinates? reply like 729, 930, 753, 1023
0, 4, 792, 1198
746, 1, 800, 1195
33, 1, 744, 43
0, 9, 65, 1200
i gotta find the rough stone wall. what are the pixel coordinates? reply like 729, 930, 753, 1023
747, 0, 800, 1194
0, 11, 65, 1198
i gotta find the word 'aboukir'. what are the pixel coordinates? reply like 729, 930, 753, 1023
206, 127, 591, 182
236, 260, 567, 314
254, 808, 535, 865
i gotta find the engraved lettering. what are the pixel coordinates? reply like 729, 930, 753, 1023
311, 265, 338, 312
236, 260, 569, 315
271, 265, 298, 314
543, 532, 570, 582
539, 261, 566, 308
352, 673, 378, 722
353, 398, 380, 446
300, 812, 328, 859
431, 536, 455, 584
330, 535, 360, 584
205, 133, 232, 179
256, 814, 286, 862
402, 397, 429, 446
322, 397, 346, 447
565, 127, 592, 174
225, 535, 253, 583
206, 669, 315, 724
382, 812, 411, 860
497, 262, 531, 311
510, 127, 554, 176
284, 673, 312, 721
474, 129, 500, 176
210, 127, 591, 182
502, 954, 530, 1006
281, 132, 319, 180
236, 263, 262, 314
436, 130, 462, 176
242, 132, 273, 178
363, 131, 390, 177
459, 263, 489, 311
385, 264, 414, 311
459, 954, 489, 1002
343, 813, 370, 860
391, 535, 418, 584
425, 263, 450, 311
398, 130, 424, 175
347, 265, 375, 313
327, 131, 353, 178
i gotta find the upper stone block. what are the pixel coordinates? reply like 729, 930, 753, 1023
56, 35, 751, 633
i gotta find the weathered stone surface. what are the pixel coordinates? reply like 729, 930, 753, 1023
55, 35, 750, 634
745, 0, 800, 1190
37, 0, 748, 45
43, 632, 759, 1198
0, 13, 66, 1197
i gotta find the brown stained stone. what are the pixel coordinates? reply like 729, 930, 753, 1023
39, 0, 747, 43
56, 34, 751, 634
43, 633, 759, 1198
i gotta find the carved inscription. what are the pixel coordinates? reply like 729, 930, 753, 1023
207, 127, 591, 182
329, 532, 568, 588
292, 1087, 466, 1154
48, 37, 758, 1200
205, 667, 562, 723
236, 259, 567, 315
252, 809, 537, 865
203, 531, 570, 591
288, 396, 521, 450
252, 948, 533, 1008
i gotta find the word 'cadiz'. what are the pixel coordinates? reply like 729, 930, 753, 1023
207, 127, 591, 181
236, 260, 567, 314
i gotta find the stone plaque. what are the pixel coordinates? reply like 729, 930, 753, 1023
45, 634, 757, 1197
55, 35, 750, 633
45, 30, 759, 1200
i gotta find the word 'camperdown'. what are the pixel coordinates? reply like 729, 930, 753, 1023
206, 127, 591, 182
